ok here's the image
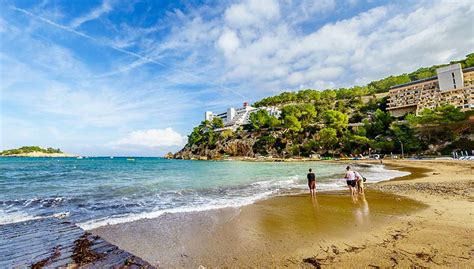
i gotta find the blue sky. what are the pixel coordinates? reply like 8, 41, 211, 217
0, 0, 472, 156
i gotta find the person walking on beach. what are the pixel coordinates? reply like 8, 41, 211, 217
355, 170, 365, 194
344, 166, 357, 195
307, 168, 316, 196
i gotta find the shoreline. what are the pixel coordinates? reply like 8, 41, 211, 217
173, 154, 464, 162
91, 159, 473, 267
80, 162, 404, 230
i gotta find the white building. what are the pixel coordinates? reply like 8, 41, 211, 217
437, 63, 464, 91
205, 102, 281, 130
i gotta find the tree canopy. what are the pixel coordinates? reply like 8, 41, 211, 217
407, 105, 466, 125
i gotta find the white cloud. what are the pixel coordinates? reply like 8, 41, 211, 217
225, 0, 280, 28
217, 29, 240, 55
287, 72, 304, 85
38, 87, 146, 127
0, 45, 200, 129
299, 0, 336, 14
94, 58, 149, 78
111, 128, 186, 147
70, 0, 112, 28
210, 0, 473, 91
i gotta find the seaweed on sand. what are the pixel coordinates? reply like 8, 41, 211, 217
72, 233, 103, 265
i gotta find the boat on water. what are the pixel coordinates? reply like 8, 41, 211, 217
76, 156, 83, 159
127, 158, 135, 161
110, 156, 114, 159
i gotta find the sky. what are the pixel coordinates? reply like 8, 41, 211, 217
0, 0, 472, 156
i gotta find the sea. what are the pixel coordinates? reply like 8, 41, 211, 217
0, 157, 409, 230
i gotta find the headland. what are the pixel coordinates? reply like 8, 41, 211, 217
0, 146, 76, 157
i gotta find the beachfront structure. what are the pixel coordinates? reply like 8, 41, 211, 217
205, 102, 281, 130
387, 64, 474, 117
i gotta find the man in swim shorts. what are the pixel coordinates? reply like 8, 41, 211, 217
307, 168, 316, 196
355, 170, 365, 194
344, 166, 356, 195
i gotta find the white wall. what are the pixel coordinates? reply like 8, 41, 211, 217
205, 111, 213, 121
437, 63, 464, 91
227, 107, 236, 123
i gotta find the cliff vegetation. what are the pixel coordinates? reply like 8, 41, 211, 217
175, 53, 474, 160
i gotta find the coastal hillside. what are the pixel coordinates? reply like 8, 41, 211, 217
253, 54, 474, 108
0, 146, 74, 157
175, 54, 474, 160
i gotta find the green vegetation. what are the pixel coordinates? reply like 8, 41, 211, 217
248, 110, 280, 131
187, 119, 235, 150
406, 105, 466, 125
254, 53, 474, 107
0, 146, 63, 156
181, 54, 474, 159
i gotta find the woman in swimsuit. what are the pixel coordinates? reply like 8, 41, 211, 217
344, 166, 356, 195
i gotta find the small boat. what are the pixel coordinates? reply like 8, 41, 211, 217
76, 156, 83, 159
127, 158, 135, 161
110, 156, 114, 159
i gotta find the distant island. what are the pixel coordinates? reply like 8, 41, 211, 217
175, 53, 474, 160
0, 146, 76, 157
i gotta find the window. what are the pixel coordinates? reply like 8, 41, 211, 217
452, 72, 457, 89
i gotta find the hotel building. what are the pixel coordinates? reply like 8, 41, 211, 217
387, 63, 474, 117
205, 102, 281, 130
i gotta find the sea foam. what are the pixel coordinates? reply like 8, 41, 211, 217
0, 158, 409, 228
79, 164, 408, 230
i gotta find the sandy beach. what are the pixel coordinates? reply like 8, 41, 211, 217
92, 160, 473, 268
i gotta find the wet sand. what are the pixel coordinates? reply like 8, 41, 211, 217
93, 191, 425, 267
92, 160, 473, 268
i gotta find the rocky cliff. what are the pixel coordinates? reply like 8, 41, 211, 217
173, 129, 317, 160
174, 131, 257, 160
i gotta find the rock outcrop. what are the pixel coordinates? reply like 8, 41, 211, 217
174, 137, 257, 160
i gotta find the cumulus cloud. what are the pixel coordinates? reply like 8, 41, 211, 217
212, 0, 473, 91
224, 0, 280, 28
217, 29, 240, 55
111, 128, 186, 147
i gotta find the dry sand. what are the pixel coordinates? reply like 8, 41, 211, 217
92, 160, 474, 268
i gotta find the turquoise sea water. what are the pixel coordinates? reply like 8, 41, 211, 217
0, 157, 408, 229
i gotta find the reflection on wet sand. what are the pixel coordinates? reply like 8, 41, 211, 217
352, 194, 370, 225
311, 195, 320, 213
